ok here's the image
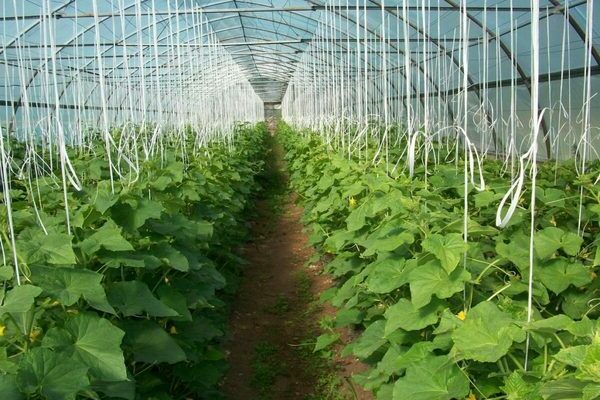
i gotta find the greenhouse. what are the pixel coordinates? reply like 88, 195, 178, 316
0, 0, 599, 399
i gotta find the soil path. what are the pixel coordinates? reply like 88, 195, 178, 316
222, 126, 373, 400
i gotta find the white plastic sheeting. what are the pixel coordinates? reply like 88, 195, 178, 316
283, 1, 600, 162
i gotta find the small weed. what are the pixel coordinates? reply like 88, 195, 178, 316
305, 373, 352, 400
293, 336, 353, 400
266, 294, 290, 314
250, 341, 287, 398
297, 270, 312, 302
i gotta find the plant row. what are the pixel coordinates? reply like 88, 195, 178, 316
278, 123, 600, 400
0, 123, 268, 399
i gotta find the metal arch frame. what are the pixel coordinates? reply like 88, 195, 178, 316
391, 0, 594, 157
211, 13, 318, 37
302, 1, 455, 125
118, 28, 306, 87
4, 0, 598, 130
442, 0, 551, 157
362, 0, 500, 144
4, 2, 281, 112
0, 1, 77, 56
546, 0, 600, 65
54, 2, 220, 125
1, 3, 578, 20
118, 33, 399, 101
110, 21, 349, 95
6, 1, 242, 116
5, 0, 143, 130
228, 0, 261, 78
98, 14, 315, 81
62, 4, 221, 113
397, 1, 588, 85
84, 11, 319, 85
291, 43, 415, 122
2, 1, 446, 108
102, 2, 430, 103
109, 39, 255, 111
222, 30, 423, 104
2, 0, 79, 132
43, 1, 171, 127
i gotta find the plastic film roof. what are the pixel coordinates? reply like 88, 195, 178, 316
0, 1, 598, 152
3, 2, 593, 99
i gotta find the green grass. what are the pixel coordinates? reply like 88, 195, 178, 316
257, 135, 289, 218
265, 294, 290, 315
250, 341, 288, 399
296, 270, 313, 303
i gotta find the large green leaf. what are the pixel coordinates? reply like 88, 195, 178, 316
351, 320, 388, 359
79, 221, 134, 255
346, 204, 369, 231
121, 320, 186, 364
421, 233, 468, 273
0, 285, 42, 316
100, 252, 162, 270
536, 188, 566, 208
0, 374, 23, 400
409, 260, 470, 308
365, 257, 416, 294
583, 383, 600, 400
562, 290, 598, 319
151, 243, 189, 272
525, 315, 574, 335
555, 346, 587, 368
452, 301, 525, 362
537, 259, 591, 294
392, 355, 469, 400
157, 286, 192, 322
31, 266, 114, 313
314, 333, 340, 352
539, 377, 589, 400
92, 181, 119, 214
17, 348, 89, 400
496, 232, 530, 273
42, 314, 127, 382
474, 190, 502, 208
18, 230, 76, 265
0, 348, 18, 374
384, 299, 442, 335
577, 337, 600, 383
535, 227, 583, 259
107, 281, 179, 317
360, 220, 414, 257
0, 266, 14, 281
147, 214, 213, 243
114, 198, 164, 231
503, 371, 542, 400
92, 380, 135, 400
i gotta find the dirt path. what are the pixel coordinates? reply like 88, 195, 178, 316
222, 130, 373, 400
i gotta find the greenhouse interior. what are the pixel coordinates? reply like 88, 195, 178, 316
0, 0, 599, 399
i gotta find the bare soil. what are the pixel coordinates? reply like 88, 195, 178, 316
221, 129, 373, 400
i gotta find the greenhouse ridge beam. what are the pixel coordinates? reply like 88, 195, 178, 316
0, 5, 560, 21
1, 38, 482, 50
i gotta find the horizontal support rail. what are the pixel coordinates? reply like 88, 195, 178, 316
1, 37, 482, 50
392, 65, 600, 101
0, 4, 570, 21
